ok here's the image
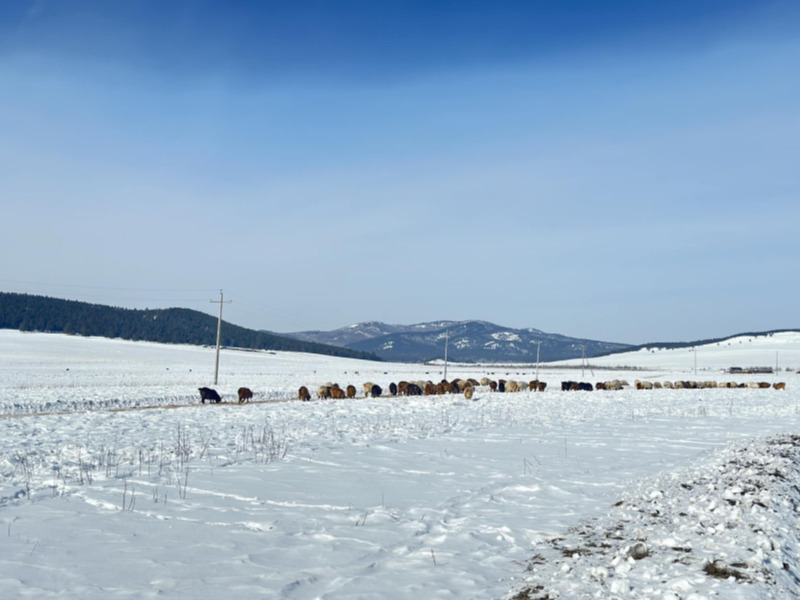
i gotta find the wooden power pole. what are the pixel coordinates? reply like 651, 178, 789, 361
210, 290, 232, 385
443, 329, 449, 381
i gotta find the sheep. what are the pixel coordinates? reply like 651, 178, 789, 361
563, 381, 593, 391
198, 387, 221, 404
452, 379, 469, 392
406, 383, 423, 396
440, 380, 456, 394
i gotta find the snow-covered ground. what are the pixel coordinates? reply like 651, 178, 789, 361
1, 329, 800, 599
557, 331, 800, 374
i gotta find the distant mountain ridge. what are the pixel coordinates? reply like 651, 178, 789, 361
0, 292, 381, 361
285, 320, 631, 363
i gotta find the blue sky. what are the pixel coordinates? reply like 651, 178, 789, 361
2, 1, 799, 345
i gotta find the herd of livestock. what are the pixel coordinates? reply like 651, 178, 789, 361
298, 377, 546, 402
197, 377, 787, 404
592, 379, 787, 390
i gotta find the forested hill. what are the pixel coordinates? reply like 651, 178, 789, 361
0, 292, 381, 361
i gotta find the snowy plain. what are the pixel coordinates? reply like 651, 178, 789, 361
2, 329, 800, 599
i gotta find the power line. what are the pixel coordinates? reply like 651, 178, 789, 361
0, 279, 217, 293
228, 296, 315, 332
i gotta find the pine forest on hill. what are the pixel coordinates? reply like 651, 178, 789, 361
0, 292, 380, 361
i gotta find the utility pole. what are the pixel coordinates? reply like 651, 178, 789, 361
535, 341, 541, 382
581, 346, 586, 378
210, 290, 232, 385
443, 330, 449, 381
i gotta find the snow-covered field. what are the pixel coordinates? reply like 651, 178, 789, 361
2, 329, 800, 599
556, 331, 800, 374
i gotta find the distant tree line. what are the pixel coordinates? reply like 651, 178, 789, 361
0, 292, 381, 361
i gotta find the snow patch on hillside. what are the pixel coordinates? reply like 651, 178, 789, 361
492, 331, 522, 342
